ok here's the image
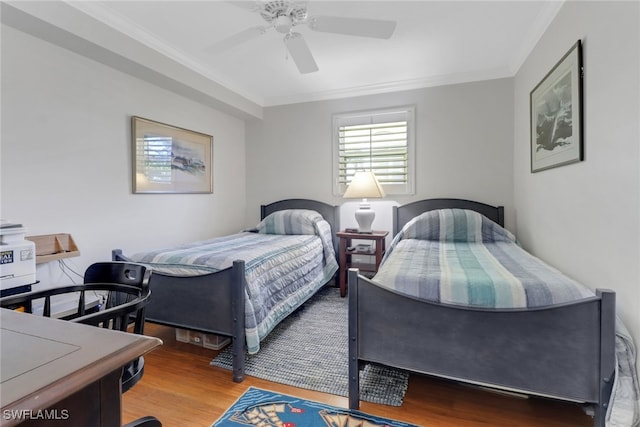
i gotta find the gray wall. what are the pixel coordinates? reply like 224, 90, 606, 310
513, 1, 640, 356
245, 78, 515, 233
1, 25, 247, 287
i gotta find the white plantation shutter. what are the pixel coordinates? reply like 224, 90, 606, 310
333, 106, 415, 195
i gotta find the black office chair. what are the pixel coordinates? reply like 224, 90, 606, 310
83, 262, 150, 393
0, 261, 161, 427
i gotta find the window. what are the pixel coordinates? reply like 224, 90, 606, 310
333, 106, 415, 196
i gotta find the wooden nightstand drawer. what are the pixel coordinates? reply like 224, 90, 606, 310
336, 230, 388, 297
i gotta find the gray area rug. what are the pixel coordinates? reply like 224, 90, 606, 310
210, 286, 409, 406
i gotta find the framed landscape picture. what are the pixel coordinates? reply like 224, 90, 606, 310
132, 116, 213, 193
530, 40, 583, 173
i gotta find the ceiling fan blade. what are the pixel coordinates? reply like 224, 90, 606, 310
284, 32, 318, 74
308, 16, 396, 39
205, 26, 268, 54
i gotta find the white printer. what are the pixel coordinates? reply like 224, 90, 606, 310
0, 222, 36, 291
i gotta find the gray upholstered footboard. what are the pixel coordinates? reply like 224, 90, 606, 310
348, 270, 616, 427
113, 250, 247, 382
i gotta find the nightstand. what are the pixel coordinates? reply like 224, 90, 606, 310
336, 230, 388, 297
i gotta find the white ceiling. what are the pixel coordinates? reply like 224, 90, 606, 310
63, 0, 563, 107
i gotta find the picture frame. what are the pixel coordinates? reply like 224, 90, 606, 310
132, 116, 213, 194
530, 40, 583, 173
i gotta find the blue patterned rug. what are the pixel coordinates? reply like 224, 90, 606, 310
212, 387, 420, 427
211, 286, 409, 406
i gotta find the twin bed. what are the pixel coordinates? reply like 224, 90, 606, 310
348, 198, 637, 427
114, 197, 636, 426
113, 199, 339, 382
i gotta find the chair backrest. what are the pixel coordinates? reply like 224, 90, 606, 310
82, 262, 152, 394
84, 261, 148, 287
84, 262, 150, 334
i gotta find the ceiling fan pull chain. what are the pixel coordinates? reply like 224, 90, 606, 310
283, 36, 289, 62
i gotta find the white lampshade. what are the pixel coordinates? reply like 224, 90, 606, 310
343, 171, 386, 199
343, 171, 385, 233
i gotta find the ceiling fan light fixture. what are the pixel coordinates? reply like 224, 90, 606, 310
275, 14, 293, 33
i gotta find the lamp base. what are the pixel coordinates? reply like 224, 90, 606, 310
354, 201, 375, 233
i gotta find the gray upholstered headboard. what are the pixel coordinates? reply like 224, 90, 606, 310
260, 199, 340, 259
393, 198, 505, 235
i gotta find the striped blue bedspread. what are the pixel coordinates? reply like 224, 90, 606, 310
130, 218, 338, 354
374, 238, 594, 308
375, 208, 595, 308
372, 209, 639, 426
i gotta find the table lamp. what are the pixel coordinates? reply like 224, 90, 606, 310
343, 171, 386, 233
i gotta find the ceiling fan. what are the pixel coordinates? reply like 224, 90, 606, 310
207, 0, 397, 74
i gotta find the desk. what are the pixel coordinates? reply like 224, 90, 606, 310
0, 309, 161, 426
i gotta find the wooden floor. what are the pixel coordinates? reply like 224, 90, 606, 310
123, 323, 593, 427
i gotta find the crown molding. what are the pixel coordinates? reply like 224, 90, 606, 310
263, 66, 514, 106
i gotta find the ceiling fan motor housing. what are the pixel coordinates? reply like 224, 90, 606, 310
261, 0, 308, 29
